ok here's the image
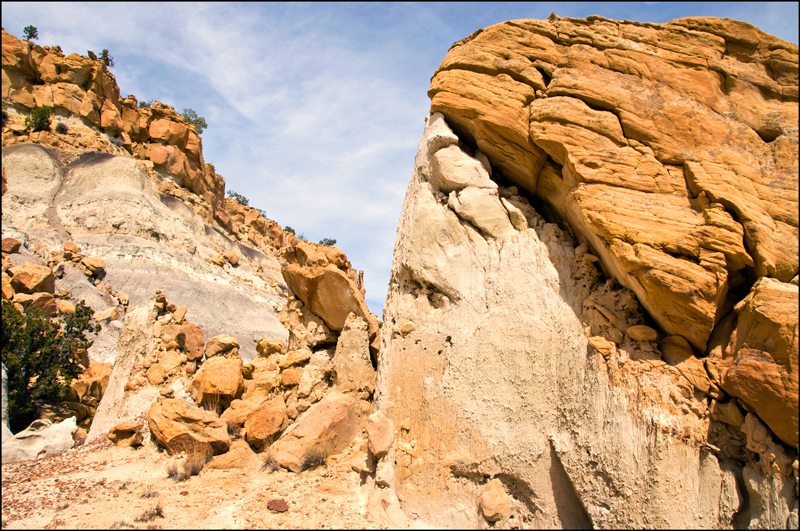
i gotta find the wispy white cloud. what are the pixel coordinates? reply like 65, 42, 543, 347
2, 2, 796, 313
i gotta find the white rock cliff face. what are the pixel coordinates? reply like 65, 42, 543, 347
375, 114, 794, 528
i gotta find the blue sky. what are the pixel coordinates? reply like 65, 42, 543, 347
3, 2, 798, 315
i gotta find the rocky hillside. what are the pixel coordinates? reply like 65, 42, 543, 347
2, 24, 379, 483
376, 14, 798, 529
2, 16, 798, 531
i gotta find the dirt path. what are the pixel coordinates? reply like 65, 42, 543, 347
2, 437, 385, 529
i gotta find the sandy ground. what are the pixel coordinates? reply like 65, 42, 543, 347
1, 436, 387, 530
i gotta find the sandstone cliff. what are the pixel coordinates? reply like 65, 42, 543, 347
376, 15, 798, 529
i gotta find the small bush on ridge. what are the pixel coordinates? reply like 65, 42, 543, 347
25, 105, 53, 132
226, 190, 249, 207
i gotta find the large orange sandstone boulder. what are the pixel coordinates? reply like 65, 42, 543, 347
426, 15, 798, 453
244, 396, 288, 449
147, 399, 230, 456
720, 278, 798, 447
7, 261, 55, 294
189, 355, 244, 409
269, 390, 358, 472
281, 241, 380, 351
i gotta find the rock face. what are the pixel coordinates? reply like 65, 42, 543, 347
429, 15, 798, 352
378, 15, 798, 529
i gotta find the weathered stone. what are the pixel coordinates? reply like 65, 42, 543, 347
1, 417, 77, 463
278, 348, 311, 369
267, 499, 290, 513
333, 313, 376, 394
626, 325, 658, 342
431, 144, 497, 193
29, 292, 57, 317
660, 335, 715, 395
146, 399, 231, 456
1, 273, 13, 300
63, 241, 80, 254
367, 410, 393, 459
107, 422, 143, 447
146, 364, 165, 386
207, 254, 225, 266
205, 334, 239, 358
8, 261, 55, 294
367, 488, 410, 528
279, 303, 336, 350
399, 320, 416, 334
720, 278, 798, 447
257, 338, 287, 357
280, 368, 300, 387
182, 322, 204, 361
172, 306, 187, 322
282, 263, 374, 333
93, 306, 119, 322
244, 396, 288, 449
206, 439, 260, 470
81, 256, 106, 275
189, 355, 244, 409
223, 249, 239, 266
219, 391, 271, 427
479, 479, 508, 523
2, 238, 21, 253
270, 390, 358, 472
58, 300, 75, 314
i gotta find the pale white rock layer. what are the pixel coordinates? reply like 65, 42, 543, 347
1, 417, 77, 463
2, 144, 287, 361
374, 113, 788, 528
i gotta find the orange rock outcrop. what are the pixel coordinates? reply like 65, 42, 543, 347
428, 15, 798, 447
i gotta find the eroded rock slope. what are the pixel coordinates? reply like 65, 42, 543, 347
376, 15, 798, 529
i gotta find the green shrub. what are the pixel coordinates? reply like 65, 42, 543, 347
1, 300, 100, 432
23, 25, 38, 41
55, 122, 68, 134
181, 108, 207, 135
283, 226, 295, 235
25, 105, 53, 132
138, 99, 154, 109
100, 49, 114, 68
226, 190, 249, 207
318, 238, 337, 246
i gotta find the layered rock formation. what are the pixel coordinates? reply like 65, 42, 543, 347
376, 15, 798, 529
2, 28, 296, 361
2, 27, 380, 478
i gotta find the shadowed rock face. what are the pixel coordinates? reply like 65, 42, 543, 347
377, 15, 798, 529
